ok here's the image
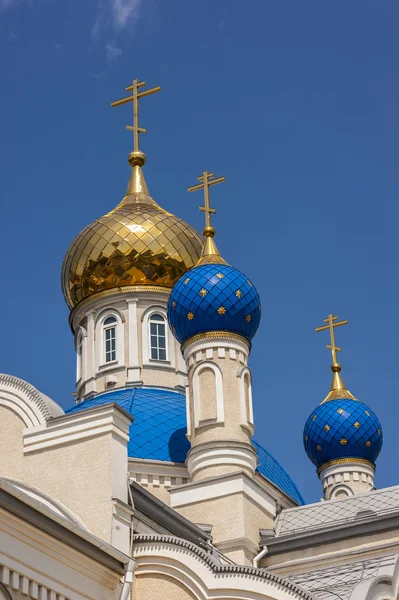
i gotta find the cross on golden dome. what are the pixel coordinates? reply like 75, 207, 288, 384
188, 170, 225, 231
111, 78, 161, 152
316, 313, 348, 365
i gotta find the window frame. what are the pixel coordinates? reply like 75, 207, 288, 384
148, 313, 168, 362
141, 306, 175, 370
103, 316, 117, 364
95, 310, 125, 372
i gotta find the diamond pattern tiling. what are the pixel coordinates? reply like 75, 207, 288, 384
277, 485, 399, 536
66, 387, 303, 504
62, 201, 203, 309
304, 398, 382, 467
288, 555, 396, 600
168, 263, 261, 345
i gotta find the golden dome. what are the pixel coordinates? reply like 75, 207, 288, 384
61, 151, 203, 309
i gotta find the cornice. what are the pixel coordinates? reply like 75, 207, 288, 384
317, 457, 375, 475
133, 534, 315, 598
261, 508, 399, 556
69, 285, 171, 330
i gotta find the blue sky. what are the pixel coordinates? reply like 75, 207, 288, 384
1, 0, 399, 503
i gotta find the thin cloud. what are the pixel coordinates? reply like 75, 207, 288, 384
111, 0, 142, 29
105, 42, 122, 64
1, 0, 22, 8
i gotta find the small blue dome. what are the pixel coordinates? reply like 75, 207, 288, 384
167, 263, 261, 345
304, 398, 383, 469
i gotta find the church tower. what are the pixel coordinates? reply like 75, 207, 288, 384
167, 171, 261, 481
303, 314, 383, 500
61, 80, 203, 400
167, 174, 273, 564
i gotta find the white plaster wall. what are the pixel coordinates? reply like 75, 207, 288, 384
0, 405, 127, 544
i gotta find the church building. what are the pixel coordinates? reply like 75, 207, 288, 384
0, 79, 397, 600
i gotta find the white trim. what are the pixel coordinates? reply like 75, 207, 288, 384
319, 460, 375, 498
127, 298, 139, 368
186, 442, 257, 479
183, 335, 249, 363
0, 511, 120, 600
0, 374, 61, 427
192, 361, 224, 428
141, 305, 175, 370
237, 366, 254, 427
23, 404, 132, 453
170, 469, 275, 514
330, 484, 354, 499
185, 378, 192, 440
75, 327, 86, 385
133, 538, 309, 600
128, 458, 189, 479
95, 309, 125, 372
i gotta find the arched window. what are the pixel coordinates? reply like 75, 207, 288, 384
76, 331, 83, 381
104, 316, 117, 363
149, 313, 167, 361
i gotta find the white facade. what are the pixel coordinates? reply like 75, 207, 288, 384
71, 287, 187, 400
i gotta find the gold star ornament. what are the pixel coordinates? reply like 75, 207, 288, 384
217, 306, 226, 315
187, 312, 194, 320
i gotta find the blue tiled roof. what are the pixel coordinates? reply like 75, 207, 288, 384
66, 387, 304, 504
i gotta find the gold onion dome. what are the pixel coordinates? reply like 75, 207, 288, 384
61, 150, 203, 309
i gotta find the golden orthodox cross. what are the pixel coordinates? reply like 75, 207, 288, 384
315, 313, 348, 364
188, 171, 225, 229
111, 78, 161, 152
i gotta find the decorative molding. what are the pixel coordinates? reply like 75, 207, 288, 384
317, 457, 375, 474
133, 534, 314, 599
0, 374, 60, 427
192, 361, 224, 428
237, 366, 254, 428
141, 305, 175, 369
95, 309, 125, 373
69, 285, 171, 329
186, 441, 257, 480
0, 565, 71, 600
23, 403, 132, 454
170, 469, 274, 515
182, 331, 250, 357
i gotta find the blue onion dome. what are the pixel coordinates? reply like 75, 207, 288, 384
304, 363, 383, 470
167, 225, 261, 346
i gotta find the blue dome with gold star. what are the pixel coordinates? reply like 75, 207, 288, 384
167, 262, 261, 345
304, 397, 383, 469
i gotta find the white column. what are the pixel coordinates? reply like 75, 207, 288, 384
84, 310, 97, 397
127, 298, 142, 385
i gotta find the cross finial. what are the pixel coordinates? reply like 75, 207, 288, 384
188, 170, 225, 233
315, 313, 348, 365
111, 78, 161, 152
